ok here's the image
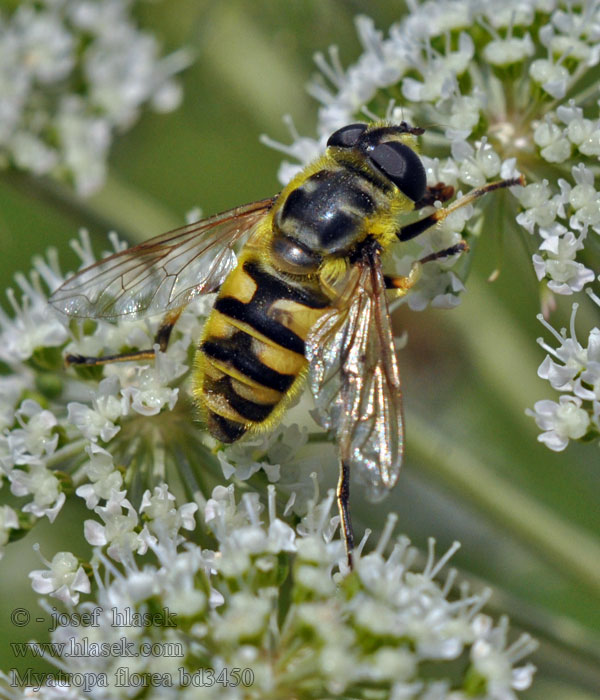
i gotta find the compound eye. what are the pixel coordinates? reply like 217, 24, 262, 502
327, 123, 368, 148
368, 141, 427, 201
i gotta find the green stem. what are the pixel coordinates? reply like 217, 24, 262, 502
409, 413, 600, 595
46, 438, 88, 469
88, 173, 182, 244
449, 275, 546, 417
1, 170, 137, 241
1, 169, 181, 246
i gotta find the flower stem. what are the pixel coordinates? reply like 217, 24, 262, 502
0, 168, 181, 246
409, 413, 600, 595
45, 438, 88, 469
89, 172, 181, 243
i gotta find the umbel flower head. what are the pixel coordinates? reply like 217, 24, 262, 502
263, 0, 600, 449
0, 229, 213, 548
5, 484, 537, 699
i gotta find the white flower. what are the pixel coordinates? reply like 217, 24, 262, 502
67, 376, 126, 442
55, 95, 111, 196
29, 549, 90, 605
483, 33, 535, 66
0, 376, 30, 433
536, 305, 588, 391
84, 490, 148, 562
213, 591, 271, 644
25, 484, 537, 699
75, 443, 123, 509
265, 0, 599, 333
471, 615, 537, 700
526, 395, 590, 451
6, 399, 58, 468
0, 227, 216, 536
534, 119, 572, 163
456, 138, 502, 187
515, 181, 559, 234
0, 505, 19, 554
204, 485, 297, 577
530, 302, 600, 446
575, 327, 600, 403
9, 463, 65, 522
560, 164, 600, 233
403, 32, 474, 102
121, 345, 185, 417
530, 56, 570, 99
0, 272, 68, 364
217, 422, 308, 483
11, 6, 75, 84
533, 231, 594, 294
139, 484, 198, 538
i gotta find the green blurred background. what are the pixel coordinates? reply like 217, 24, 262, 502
0, 2, 598, 698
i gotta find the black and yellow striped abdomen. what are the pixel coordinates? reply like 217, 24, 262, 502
193, 251, 331, 442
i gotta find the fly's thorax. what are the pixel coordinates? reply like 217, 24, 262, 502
270, 159, 393, 266
269, 231, 322, 275
270, 123, 426, 275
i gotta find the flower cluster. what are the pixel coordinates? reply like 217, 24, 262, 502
527, 294, 600, 450
263, 0, 600, 450
0, 0, 190, 194
6, 484, 536, 699
0, 230, 215, 552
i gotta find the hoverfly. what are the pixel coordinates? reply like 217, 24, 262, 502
50, 121, 523, 568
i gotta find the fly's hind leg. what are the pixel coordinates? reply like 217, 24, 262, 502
65, 307, 184, 367
337, 458, 354, 570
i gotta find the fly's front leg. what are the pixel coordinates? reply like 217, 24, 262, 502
413, 182, 455, 210
398, 175, 525, 242
66, 307, 184, 367
384, 263, 422, 298
388, 176, 525, 293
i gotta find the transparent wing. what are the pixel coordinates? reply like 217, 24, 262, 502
306, 249, 404, 500
49, 197, 276, 319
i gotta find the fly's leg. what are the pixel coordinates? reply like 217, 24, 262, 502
413, 182, 455, 210
66, 307, 183, 367
337, 459, 354, 570
386, 175, 525, 295
418, 240, 469, 264
384, 240, 470, 297
398, 175, 525, 242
